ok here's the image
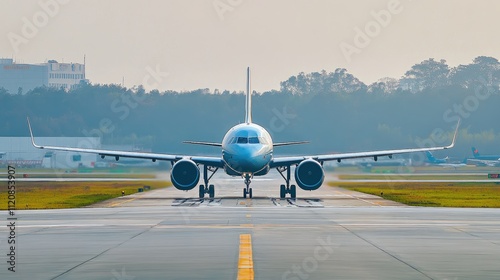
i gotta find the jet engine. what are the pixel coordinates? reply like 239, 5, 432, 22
170, 159, 200, 191
294, 159, 324, 191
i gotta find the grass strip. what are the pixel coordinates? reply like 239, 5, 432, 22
330, 181, 500, 207
1, 180, 171, 209
337, 174, 490, 180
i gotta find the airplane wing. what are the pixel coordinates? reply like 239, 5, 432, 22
183, 141, 222, 147
273, 141, 309, 147
27, 118, 224, 168
271, 120, 460, 168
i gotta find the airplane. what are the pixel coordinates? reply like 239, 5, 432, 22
468, 147, 500, 166
425, 151, 466, 168
425, 151, 448, 164
471, 147, 500, 161
27, 68, 460, 199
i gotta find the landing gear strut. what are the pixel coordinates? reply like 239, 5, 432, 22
199, 165, 218, 199
242, 173, 253, 199
276, 165, 296, 199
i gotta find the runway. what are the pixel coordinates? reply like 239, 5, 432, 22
1, 172, 500, 279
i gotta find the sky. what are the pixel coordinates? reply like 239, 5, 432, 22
1, 0, 500, 92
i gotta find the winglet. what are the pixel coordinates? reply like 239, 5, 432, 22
245, 67, 252, 124
446, 118, 460, 149
27, 117, 42, 149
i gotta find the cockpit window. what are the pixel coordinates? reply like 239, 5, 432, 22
237, 137, 248, 144
232, 136, 263, 144
248, 137, 260, 144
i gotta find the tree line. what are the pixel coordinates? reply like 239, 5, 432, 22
1, 56, 499, 159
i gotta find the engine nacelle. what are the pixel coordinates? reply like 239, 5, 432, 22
294, 159, 324, 191
170, 159, 200, 191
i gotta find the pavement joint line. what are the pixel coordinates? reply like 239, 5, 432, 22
336, 190, 382, 207
110, 197, 137, 207
237, 234, 254, 280
338, 223, 434, 280
49, 222, 161, 280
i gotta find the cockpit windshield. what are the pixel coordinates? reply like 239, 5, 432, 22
230, 136, 266, 144
237, 137, 248, 144
248, 137, 260, 144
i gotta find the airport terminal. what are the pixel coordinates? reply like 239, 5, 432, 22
0, 58, 86, 94
0, 137, 99, 168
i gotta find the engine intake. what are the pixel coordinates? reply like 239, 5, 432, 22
294, 159, 324, 191
170, 159, 200, 191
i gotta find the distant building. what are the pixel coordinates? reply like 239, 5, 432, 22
0, 137, 99, 168
0, 58, 87, 94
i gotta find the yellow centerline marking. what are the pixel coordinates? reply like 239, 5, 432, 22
237, 234, 254, 280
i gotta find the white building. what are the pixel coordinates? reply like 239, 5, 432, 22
0, 137, 99, 168
0, 58, 87, 94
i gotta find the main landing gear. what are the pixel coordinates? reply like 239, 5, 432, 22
277, 165, 296, 199
199, 165, 218, 199
243, 173, 253, 199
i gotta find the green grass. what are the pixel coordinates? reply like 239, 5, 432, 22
19, 173, 156, 179
330, 181, 500, 207
1, 180, 171, 209
337, 174, 489, 180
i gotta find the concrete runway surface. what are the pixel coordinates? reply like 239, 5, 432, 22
1, 172, 499, 279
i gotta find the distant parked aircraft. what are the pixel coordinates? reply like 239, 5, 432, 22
426, 151, 466, 168
425, 151, 448, 164
468, 147, 500, 166
471, 147, 500, 160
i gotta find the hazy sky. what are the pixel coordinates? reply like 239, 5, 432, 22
1, 0, 499, 92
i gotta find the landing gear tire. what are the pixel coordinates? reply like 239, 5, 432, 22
199, 185, 205, 198
243, 188, 247, 199
280, 184, 286, 199
199, 165, 219, 199
290, 185, 296, 199
249, 188, 253, 198
208, 184, 215, 198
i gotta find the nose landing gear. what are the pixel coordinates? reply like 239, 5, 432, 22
242, 173, 253, 198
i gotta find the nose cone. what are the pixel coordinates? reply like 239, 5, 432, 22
224, 146, 270, 173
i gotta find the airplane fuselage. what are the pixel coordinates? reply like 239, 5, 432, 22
222, 123, 273, 176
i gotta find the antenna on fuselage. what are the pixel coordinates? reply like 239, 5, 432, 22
245, 67, 252, 124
